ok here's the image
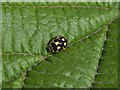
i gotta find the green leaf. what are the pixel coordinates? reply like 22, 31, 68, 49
2, 54, 43, 84
2, 2, 118, 88
3, 73, 25, 88
24, 27, 107, 88
92, 19, 118, 88
0, 2, 2, 89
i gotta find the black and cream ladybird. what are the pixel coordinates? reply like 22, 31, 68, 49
47, 36, 67, 54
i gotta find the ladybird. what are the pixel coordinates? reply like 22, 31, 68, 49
47, 36, 67, 54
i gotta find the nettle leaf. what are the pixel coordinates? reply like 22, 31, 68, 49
2, 2, 118, 88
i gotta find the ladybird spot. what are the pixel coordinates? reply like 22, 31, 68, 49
57, 46, 61, 50
58, 47, 63, 51
55, 42, 59, 45
64, 42, 67, 46
61, 38, 65, 41
57, 37, 60, 39
49, 44, 52, 47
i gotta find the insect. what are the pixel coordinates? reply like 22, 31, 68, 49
47, 36, 67, 54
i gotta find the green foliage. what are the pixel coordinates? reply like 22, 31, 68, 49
92, 19, 118, 88
3, 74, 25, 88
24, 27, 107, 88
2, 2, 118, 88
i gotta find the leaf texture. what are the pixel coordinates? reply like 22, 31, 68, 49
2, 2, 118, 88
3, 73, 25, 88
24, 27, 107, 88
92, 19, 118, 88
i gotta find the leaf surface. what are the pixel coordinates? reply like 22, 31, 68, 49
2, 2, 118, 88
92, 19, 118, 88
24, 27, 107, 88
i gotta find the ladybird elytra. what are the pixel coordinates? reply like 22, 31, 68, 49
47, 36, 67, 54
